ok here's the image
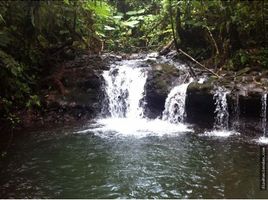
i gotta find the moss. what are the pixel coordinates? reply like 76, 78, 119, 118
152, 63, 180, 77
188, 81, 213, 93
236, 67, 251, 76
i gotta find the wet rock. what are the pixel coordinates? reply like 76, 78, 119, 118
102, 53, 122, 63
185, 82, 215, 126
166, 50, 179, 59
37, 53, 107, 126
184, 76, 266, 133
144, 63, 183, 118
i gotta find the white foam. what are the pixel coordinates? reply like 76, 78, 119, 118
162, 80, 193, 123
76, 118, 192, 138
201, 130, 240, 138
102, 64, 148, 119
198, 77, 206, 84
255, 136, 268, 144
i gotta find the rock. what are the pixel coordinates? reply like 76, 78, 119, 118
166, 50, 178, 59
236, 67, 251, 76
39, 53, 106, 125
144, 63, 183, 118
102, 53, 122, 62
185, 82, 215, 127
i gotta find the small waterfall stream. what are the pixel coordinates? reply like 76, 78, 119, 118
203, 87, 240, 137
257, 93, 268, 143
257, 93, 268, 144
213, 87, 230, 130
162, 80, 192, 123
261, 93, 267, 137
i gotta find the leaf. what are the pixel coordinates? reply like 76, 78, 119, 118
122, 20, 140, 28
113, 15, 123, 20
96, 31, 105, 37
63, 0, 69, 5
129, 16, 144, 21
104, 25, 116, 30
84, 1, 111, 19
30, 7, 35, 27
0, 14, 5, 24
126, 9, 145, 16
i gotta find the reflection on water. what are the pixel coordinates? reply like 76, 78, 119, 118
0, 124, 267, 198
201, 130, 240, 138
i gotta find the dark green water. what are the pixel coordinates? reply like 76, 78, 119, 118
0, 124, 267, 198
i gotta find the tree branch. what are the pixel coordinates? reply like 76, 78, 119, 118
205, 26, 219, 56
178, 48, 221, 78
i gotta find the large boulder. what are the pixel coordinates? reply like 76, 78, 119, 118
144, 62, 183, 118
39, 54, 111, 124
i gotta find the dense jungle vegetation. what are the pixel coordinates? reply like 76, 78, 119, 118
0, 0, 267, 127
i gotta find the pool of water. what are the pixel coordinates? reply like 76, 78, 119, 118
0, 121, 267, 198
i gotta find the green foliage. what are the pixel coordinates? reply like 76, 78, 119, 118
233, 50, 250, 68
26, 95, 41, 109
105, 0, 170, 52
258, 48, 268, 68
0, 0, 112, 125
231, 48, 268, 70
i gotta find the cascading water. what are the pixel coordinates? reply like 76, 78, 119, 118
213, 87, 230, 130
162, 80, 192, 123
257, 93, 268, 143
203, 87, 240, 137
102, 60, 147, 119
261, 94, 267, 137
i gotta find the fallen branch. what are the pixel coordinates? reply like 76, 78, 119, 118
159, 40, 174, 55
178, 48, 221, 78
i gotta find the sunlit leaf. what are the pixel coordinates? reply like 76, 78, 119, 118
0, 14, 5, 24
63, 0, 69, 5
122, 20, 140, 28
126, 9, 145, 16
113, 15, 123, 20
104, 25, 115, 30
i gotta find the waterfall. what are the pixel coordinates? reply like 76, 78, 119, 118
78, 57, 193, 137
102, 60, 148, 119
256, 93, 268, 143
213, 87, 230, 130
201, 87, 240, 137
261, 93, 267, 137
162, 80, 192, 123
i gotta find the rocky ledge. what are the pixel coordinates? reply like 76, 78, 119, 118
10, 52, 268, 135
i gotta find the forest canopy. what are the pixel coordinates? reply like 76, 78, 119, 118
0, 0, 267, 126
